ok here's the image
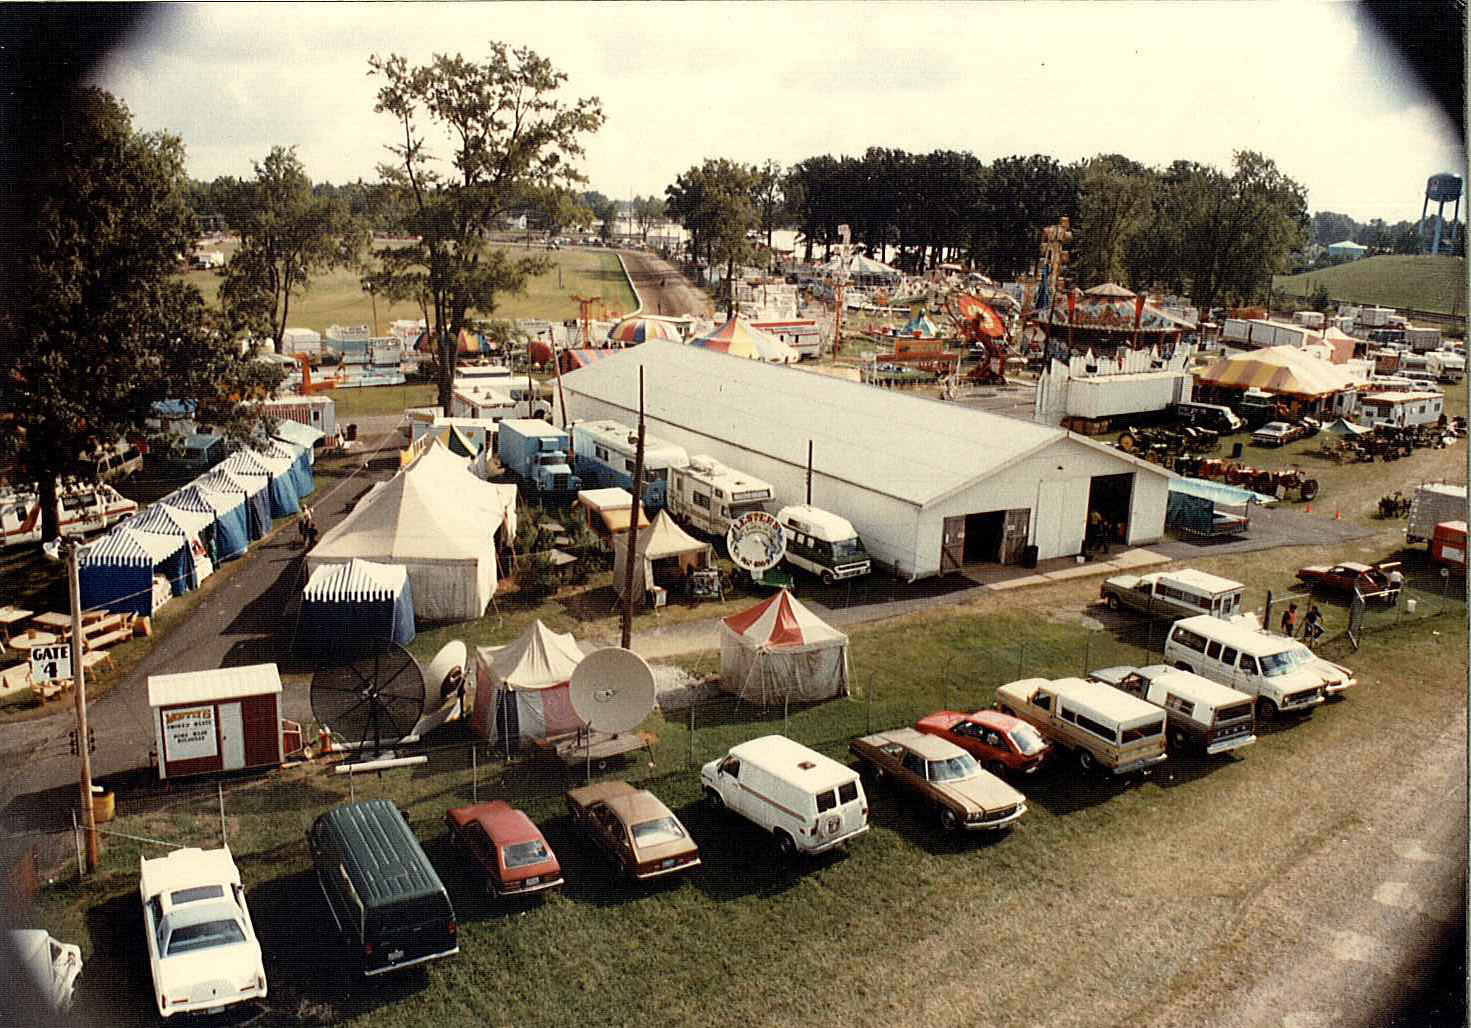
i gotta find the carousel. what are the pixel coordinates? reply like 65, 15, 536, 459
1025, 282, 1192, 355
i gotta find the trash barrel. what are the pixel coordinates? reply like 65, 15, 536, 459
345, 423, 358, 442
1021, 545, 1039, 569
1231, 441, 1244, 458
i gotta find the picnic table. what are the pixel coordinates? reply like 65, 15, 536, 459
30, 612, 73, 632
0, 607, 34, 645
8, 630, 59, 654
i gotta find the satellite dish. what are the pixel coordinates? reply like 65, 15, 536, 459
311, 640, 425, 756
411, 641, 467, 739
568, 647, 655, 736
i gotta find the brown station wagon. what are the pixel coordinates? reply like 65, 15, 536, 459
849, 728, 1027, 832
565, 782, 701, 880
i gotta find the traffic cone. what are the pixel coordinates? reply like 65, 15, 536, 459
1334, 511, 1340, 521
1305, 503, 1311, 513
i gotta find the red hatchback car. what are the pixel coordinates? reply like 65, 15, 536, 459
914, 710, 1053, 776
445, 801, 564, 898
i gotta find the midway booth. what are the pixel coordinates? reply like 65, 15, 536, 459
148, 663, 300, 780
79, 526, 193, 617
163, 482, 250, 561
297, 558, 416, 659
127, 503, 214, 588
194, 466, 272, 541
221, 448, 299, 517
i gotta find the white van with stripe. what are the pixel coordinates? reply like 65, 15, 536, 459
701, 734, 869, 857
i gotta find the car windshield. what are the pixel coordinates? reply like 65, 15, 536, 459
926, 753, 979, 782
502, 840, 550, 869
165, 918, 245, 956
1009, 724, 1048, 756
831, 537, 866, 558
1260, 646, 1312, 676
630, 816, 686, 847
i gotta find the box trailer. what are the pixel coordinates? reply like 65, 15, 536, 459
148, 664, 301, 780
1430, 521, 1466, 573
1407, 483, 1469, 545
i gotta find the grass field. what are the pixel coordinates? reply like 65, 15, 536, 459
1272, 254, 1466, 315
24, 524, 1464, 1028
182, 242, 640, 334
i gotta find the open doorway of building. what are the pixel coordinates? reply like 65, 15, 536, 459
1087, 472, 1134, 548
959, 509, 1030, 564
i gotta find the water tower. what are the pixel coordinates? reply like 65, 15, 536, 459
1421, 173, 1462, 254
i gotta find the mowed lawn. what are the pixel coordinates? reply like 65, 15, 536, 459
1273, 253, 1467, 315
27, 529, 1466, 1027
182, 242, 640, 334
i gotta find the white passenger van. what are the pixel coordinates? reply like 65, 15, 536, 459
701, 734, 869, 857
1099, 568, 1245, 621
1163, 614, 1356, 719
1088, 665, 1257, 755
775, 505, 871, 584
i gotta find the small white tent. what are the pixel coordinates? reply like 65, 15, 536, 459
610, 510, 713, 602
719, 589, 850, 705
471, 620, 586, 746
306, 441, 512, 622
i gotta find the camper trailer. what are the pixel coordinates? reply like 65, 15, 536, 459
571, 419, 690, 513
451, 382, 520, 422
666, 456, 775, 537
1, 483, 138, 548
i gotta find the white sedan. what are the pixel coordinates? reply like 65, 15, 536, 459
139, 847, 267, 1018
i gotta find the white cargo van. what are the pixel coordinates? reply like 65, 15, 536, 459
701, 734, 869, 857
775, 505, 871, 584
1163, 614, 1356, 718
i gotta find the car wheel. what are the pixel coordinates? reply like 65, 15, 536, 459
821, 570, 835, 586
1106, 594, 1121, 612
1170, 728, 1190, 751
938, 807, 960, 832
704, 787, 724, 813
1077, 749, 1095, 773
775, 831, 798, 859
1258, 698, 1279, 721
1175, 662, 1193, 673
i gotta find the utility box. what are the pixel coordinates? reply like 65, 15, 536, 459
148, 664, 295, 780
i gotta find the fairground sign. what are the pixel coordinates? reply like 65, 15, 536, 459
726, 511, 787, 573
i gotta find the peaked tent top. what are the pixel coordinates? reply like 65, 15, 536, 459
481, 619, 585, 690
722, 589, 847, 649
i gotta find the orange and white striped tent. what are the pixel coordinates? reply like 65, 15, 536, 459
1194, 346, 1357, 399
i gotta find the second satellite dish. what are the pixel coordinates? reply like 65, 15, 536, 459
568, 647, 656, 735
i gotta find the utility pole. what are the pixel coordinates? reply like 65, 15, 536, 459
59, 540, 98, 873
619, 367, 646, 649
806, 440, 813, 505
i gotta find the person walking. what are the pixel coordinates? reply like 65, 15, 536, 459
298, 505, 317, 550
1301, 604, 1324, 643
1280, 602, 1298, 637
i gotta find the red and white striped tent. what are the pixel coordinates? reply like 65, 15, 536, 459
471, 620, 586, 747
719, 589, 849, 705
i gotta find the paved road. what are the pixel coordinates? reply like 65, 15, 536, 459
0, 420, 406, 818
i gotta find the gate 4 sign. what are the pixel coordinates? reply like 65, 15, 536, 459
29, 644, 72, 684
726, 511, 786, 573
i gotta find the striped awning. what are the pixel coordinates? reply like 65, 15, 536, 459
164, 483, 244, 517
80, 526, 186, 566
303, 558, 409, 602
194, 467, 266, 496
222, 448, 292, 477
1194, 347, 1356, 398
130, 502, 214, 537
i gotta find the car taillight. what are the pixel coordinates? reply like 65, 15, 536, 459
364, 942, 373, 957
160, 996, 167, 1010
447, 920, 457, 936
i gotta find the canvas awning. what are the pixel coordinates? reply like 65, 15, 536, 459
163, 483, 249, 560
1194, 346, 1357, 398
719, 589, 850, 705
611, 510, 713, 599
471, 621, 588, 744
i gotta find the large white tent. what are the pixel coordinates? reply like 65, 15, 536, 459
306, 441, 512, 622
719, 589, 849, 705
610, 510, 713, 602
471, 620, 587, 746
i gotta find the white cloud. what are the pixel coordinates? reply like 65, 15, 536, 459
91, 1, 1464, 223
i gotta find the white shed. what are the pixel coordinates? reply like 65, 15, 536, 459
559, 340, 1171, 580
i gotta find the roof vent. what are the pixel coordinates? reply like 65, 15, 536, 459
797, 760, 816, 770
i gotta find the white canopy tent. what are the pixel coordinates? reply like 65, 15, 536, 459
306, 441, 512, 622
719, 589, 850, 705
610, 510, 713, 603
471, 620, 587, 747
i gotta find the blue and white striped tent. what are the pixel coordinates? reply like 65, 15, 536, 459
222, 448, 299, 517
298, 558, 415, 658
272, 418, 325, 465
79, 527, 191, 616
258, 436, 313, 499
164, 483, 249, 560
193, 467, 271, 541
127, 504, 212, 591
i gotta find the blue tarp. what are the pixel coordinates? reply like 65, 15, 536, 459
78, 527, 191, 616
1169, 476, 1277, 507
298, 559, 416, 658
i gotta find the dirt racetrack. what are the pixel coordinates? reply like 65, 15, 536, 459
617, 247, 714, 319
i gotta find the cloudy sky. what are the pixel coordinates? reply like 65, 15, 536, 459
94, 2, 1463, 225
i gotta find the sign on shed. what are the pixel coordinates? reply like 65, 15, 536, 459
147, 664, 288, 780
29, 644, 72, 684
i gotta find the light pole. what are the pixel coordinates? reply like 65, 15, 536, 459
45, 537, 97, 873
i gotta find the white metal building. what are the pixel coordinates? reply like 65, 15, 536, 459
558, 341, 1172, 580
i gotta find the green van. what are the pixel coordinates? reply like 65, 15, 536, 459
308, 799, 459, 976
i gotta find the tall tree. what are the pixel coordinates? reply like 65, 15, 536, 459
1073, 154, 1155, 287
970, 155, 1080, 278
0, 88, 282, 540
369, 44, 604, 413
666, 159, 757, 316
753, 159, 784, 255
219, 146, 365, 351
630, 194, 667, 243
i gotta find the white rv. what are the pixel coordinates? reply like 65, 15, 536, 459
1, 483, 138, 548
666, 456, 775, 537
570, 419, 690, 513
